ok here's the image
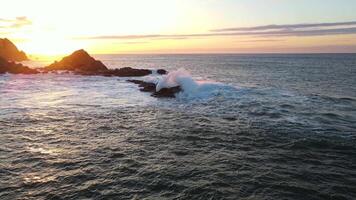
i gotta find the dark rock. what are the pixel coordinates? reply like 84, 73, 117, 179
157, 69, 167, 75
152, 86, 181, 98
44, 50, 155, 77
44, 49, 108, 72
127, 80, 156, 92
127, 79, 181, 98
0, 57, 38, 74
127, 79, 145, 85
0, 38, 28, 61
74, 67, 152, 77
104, 67, 151, 77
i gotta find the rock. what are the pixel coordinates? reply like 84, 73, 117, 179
103, 67, 152, 77
73, 67, 153, 77
0, 38, 28, 61
152, 86, 181, 98
127, 80, 156, 92
127, 79, 181, 98
44, 50, 156, 77
44, 49, 108, 72
0, 57, 38, 74
157, 69, 167, 75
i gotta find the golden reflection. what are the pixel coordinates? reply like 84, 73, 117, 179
27, 146, 63, 156
23, 173, 56, 184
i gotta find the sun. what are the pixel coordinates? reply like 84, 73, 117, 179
19, 31, 81, 60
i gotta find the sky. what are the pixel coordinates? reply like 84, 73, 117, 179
1, 0, 356, 57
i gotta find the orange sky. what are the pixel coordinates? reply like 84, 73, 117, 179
1, 0, 356, 58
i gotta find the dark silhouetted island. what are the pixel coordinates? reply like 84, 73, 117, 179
43, 49, 164, 77
0, 38, 28, 61
0, 39, 177, 97
44, 49, 108, 72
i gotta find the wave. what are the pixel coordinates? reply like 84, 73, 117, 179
155, 68, 237, 99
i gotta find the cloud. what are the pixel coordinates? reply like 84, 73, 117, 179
75, 27, 356, 40
236, 39, 285, 43
116, 41, 149, 44
0, 16, 32, 29
77, 23, 356, 40
210, 21, 356, 32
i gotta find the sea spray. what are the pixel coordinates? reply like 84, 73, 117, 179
156, 68, 198, 92
156, 68, 237, 99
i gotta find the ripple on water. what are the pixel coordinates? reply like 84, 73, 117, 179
1, 59, 356, 199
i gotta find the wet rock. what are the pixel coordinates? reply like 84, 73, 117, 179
127, 79, 181, 98
152, 86, 181, 98
0, 57, 38, 74
127, 80, 156, 92
103, 67, 151, 77
44, 49, 108, 72
0, 38, 28, 61
72, 67, 153, 77
157, 69, 167, 75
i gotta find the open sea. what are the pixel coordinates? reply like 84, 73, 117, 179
1, 54, 356, 200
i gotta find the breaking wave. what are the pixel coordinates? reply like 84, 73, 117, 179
156, 68, 237, 99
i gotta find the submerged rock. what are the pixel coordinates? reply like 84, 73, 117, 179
127, 79, 181, 98
44, 49, 108, 72
0, 38, 28, 61
0, 57, 38, 74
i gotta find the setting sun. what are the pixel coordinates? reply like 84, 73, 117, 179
19, 33, 79, 58
1, 0, 355, 57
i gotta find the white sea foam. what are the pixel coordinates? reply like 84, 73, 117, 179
155, 68, 236, 99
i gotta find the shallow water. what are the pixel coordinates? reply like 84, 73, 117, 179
1, 54, 356, 199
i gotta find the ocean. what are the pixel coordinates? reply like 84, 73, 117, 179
1, 54, 356, 199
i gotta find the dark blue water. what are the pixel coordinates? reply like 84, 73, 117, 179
1, 54, 356, 199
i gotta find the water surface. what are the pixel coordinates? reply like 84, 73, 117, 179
1, 54, 356, 199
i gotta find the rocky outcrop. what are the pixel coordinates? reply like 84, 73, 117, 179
153, 86, 181, 98
0, 57, 38, 74
0, 38, 28, 61
44, 49, 108, 72
44, 50, 154, 77
102, 67, 152, 77
127, 80, 181, 98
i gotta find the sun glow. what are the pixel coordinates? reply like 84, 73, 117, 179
17, 31, 81, 59
1, 0, 356, 55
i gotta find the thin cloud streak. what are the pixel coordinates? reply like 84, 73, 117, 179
0, 16, 32, 29
210, 21, 356, 32
77, 26, 356, 40
236, 39, 285, 43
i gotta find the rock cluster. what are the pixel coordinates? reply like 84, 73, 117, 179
0, 39, 177, 98
127, 80, 181, 98
102, 67, 152, 77
0, 57, 38, 74
0, 38, 28, 61
44, 49, 156, 77
44, 49, 108, 72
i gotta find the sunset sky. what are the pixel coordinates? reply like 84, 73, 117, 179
1, 0, 356, 57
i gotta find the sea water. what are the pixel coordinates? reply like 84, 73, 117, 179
1, 54, 355, 199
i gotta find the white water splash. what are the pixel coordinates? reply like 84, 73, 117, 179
156, 68, 236, 99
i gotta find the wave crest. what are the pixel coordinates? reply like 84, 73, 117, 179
156, 68, 236, 99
